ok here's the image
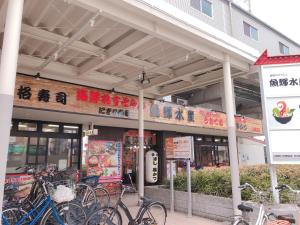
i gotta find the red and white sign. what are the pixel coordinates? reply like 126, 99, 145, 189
257, 50, 300, 164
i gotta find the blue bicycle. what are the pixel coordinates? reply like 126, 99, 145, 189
2, 178, 86, 225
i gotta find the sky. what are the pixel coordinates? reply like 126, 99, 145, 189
250, 0, 300, 45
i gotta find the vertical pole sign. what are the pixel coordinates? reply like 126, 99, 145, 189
256, 50, 300, 203
165, 136, 194, 217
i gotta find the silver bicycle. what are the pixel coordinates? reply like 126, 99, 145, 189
233, 183, 270, 225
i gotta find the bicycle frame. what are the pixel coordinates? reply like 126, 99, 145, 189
2, 195, 65, 225
108, 187, 145, 225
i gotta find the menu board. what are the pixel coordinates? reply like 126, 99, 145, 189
165, 136, 194, 160
86, 140, 122, 182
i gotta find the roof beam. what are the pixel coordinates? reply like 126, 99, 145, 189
112, 53, 197, 88
32, 0, 55, 27
21, 23, 104, 56
159, 70, 245, 96
115, 54, 173, 76
143, 59, 220, 89
79, 31, 153, 76
18, 53, 124, 83
36, 11, 102, 72
71, 0, 257, 70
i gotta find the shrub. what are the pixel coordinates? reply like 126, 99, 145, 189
169, 165, 300, 203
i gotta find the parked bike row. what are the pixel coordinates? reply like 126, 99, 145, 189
2, 165, 167, 225
233, 183, 299, 225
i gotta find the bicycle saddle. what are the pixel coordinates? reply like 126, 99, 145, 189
80, 175, 99, 186
277, 214, 295, 224
237, 204, 253, 212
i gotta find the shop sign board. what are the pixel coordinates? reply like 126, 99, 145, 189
83, 129, 98, 136
86, 140, 122, 182
165, 136, 194, 160
258, 53, 300, 164
14, 75, 262, 135
14, 75, 138, 120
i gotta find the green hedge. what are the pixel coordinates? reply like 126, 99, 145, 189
168, 165, 300, 203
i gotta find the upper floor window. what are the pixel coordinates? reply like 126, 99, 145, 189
243, 21, 258, 41
191, 0, 213, 17
279, 42, 289, 55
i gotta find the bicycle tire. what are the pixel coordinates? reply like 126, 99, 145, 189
76, 183, 97, 207
232, 219, 249, 225
139, 201, 167, 225
40, 200, 86, 225
88, 187, 110, 207
84, 207, 122, 225
2, 208, 30, 225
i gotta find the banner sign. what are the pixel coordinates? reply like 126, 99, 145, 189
165, 136, 194, 160
14, 75, 262, 135
260, 63, 300, 164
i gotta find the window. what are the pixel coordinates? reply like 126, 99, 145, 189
7, 137, 28, 173
279, 42, 289, 55
64, 125, 79, 134
18, 122, 37, 131
42, 123, 59, 133
191, 0, 213, 17
201, 0, 212, 17
243, 22, 258, 41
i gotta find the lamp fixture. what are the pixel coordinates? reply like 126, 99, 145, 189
140, 71, 150, 85
35, 72, 41, 80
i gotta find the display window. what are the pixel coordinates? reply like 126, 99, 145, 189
7, 119, 81, 173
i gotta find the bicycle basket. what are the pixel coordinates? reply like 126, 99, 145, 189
49, 180, 76, 203
279, 189, 300, 206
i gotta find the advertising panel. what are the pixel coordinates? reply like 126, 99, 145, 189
86, 140, 122, 182
260, 63, 300, 164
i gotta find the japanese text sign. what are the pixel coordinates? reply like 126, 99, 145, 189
260, 63, 300, 164
165, 136, 194, 160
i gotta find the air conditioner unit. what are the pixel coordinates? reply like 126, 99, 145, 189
177, 98, 188, 106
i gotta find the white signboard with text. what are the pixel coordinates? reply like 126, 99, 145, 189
165, 136, 194, 160
260, 63, 300, 164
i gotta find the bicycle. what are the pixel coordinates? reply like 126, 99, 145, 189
78, 175, 110, 208
2, 166, 86, 225
233, 183, 294, 225
275, 184, 300, 225
84, 184, 167, 225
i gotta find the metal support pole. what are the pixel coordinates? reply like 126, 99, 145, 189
269, 164, 279, 204
186, 159, 192, 218
138, 89, 144, 198
0, 0, 24, 212
170, 160, 174, 213
223, 54, 242, 216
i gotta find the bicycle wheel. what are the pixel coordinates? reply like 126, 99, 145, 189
88, 187, 110, 207
2, 208, 30, 225
76, 183, 97, 207
40, 200, 86, 225
84, 207, 122, 225
140, 202, 167, 225
232, 219, 249, 225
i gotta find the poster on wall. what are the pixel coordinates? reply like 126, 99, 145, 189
165, 136, 194, 160
258, 53, 300, 164
86, 140, 122, 182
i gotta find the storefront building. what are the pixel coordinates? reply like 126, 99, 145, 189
7, 74, 263, 186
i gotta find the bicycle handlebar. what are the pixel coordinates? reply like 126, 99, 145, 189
239, 183, 258, 193
276, 184, 300, 194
